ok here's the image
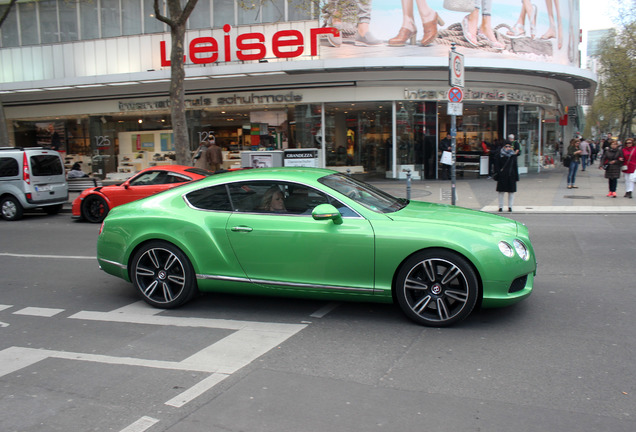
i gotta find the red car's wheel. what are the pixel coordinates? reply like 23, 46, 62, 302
82, 195, 109, 223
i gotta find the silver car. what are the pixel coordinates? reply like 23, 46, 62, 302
0, 147, 68, 221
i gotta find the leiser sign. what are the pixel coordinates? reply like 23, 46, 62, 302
160, 24, 339, 66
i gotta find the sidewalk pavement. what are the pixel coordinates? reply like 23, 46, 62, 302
367, 163, 636, 214
63, 163, 636, 215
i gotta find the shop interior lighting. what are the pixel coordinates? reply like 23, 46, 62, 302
107, 81, 139, 86
15, 88, 44, 92
44, 86, 73, 90
75, 84, 107, 88
184, 76, 209, 80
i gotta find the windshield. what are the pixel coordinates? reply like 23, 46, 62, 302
319, 173, 407, 214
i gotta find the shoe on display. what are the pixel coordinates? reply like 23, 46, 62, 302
354, 32, 382, 47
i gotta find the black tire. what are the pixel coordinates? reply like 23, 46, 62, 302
130, 241, 197, 308
395, 250, 478, 327
44, 204, 63, 215
81, 195, 109, 223
1, 196, 24, 221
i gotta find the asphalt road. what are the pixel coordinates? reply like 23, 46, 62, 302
0, 212, 634, 432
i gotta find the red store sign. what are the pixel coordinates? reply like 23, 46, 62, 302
160, 24, 339, 66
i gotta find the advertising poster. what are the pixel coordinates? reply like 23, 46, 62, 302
319, 0, 580, 66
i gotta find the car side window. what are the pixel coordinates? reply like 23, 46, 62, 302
230, 181, 356, 216
0, 157, 19, 177
185, 185, 232, 211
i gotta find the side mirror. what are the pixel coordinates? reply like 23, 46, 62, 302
312, 204, 343, 225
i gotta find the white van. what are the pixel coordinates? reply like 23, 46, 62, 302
0, 147, 69, 221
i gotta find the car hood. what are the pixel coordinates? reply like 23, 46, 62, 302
386, 200, 520, 236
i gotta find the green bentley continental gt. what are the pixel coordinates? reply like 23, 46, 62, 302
97, 168, 535, 326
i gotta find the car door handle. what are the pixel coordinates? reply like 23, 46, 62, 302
231, 226, 253, 232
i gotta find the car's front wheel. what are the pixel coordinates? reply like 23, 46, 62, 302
395, 250, 478, 327
1, 196, 24, 221
81, 195, 109, 223
130, 241, 197, 308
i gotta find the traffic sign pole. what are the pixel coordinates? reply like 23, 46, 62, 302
448, 44, 464, 206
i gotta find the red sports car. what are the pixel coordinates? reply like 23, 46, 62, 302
72, 165, 213, 223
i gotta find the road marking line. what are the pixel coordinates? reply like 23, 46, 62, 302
310, 302, 340, 318
13, 307, 65, 317
110, 301, 163, 316
119, 416, 159, 432
70, 310, 307, 333
165, 372, 229, 408
0, 252, 96, 260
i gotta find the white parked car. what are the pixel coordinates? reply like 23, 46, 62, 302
0, 147, 68, 221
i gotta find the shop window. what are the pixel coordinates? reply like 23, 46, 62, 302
324, 102, 391, 176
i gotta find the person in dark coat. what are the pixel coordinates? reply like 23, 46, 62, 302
600, 139, 622, 198
495, 142, 519, 212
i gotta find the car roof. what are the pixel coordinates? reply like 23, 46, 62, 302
204, 167, 336, 183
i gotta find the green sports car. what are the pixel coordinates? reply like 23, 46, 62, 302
97, 168, 535, 326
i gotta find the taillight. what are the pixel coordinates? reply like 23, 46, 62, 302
99, 222, 104, 235
22, 153, 30, 184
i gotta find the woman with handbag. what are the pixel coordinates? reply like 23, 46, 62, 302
566, 138, 582, 189
621, 138, 636, 198
600, 139, 622, 197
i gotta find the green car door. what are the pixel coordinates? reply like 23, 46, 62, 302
225, 181, 375, 294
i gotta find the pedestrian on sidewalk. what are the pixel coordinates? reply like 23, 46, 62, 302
494, 142, 519, 212
600, 139, 621, 197
566, 138, 582, 189
621, 138, 636, 198
579, 137, 590, 171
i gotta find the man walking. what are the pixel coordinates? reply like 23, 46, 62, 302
208, 136, 224, 172
579, 137, 590, 171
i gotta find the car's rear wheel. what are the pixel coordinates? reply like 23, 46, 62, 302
130, 241, 197, 308
82, 195, 109, 223
1, 196, 23, 221
395, 250, 478, 327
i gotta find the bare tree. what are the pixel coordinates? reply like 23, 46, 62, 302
154, 0, 199, 165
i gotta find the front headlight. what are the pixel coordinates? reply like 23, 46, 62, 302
513, 239, 530, 261
498, 241, 514, 257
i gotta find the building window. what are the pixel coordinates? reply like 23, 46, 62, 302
214, 0, 236, 27
59, 0, 79, 42
123, 0, 143, 36
39, 0, 59, 44
189, 0, 211, 29
144, 0, 165, 33
19, 2, 38, 46
0, 5, 19, 47
262, 0, 285, 23
80, 1, 100, 40
101, 0, 122, 38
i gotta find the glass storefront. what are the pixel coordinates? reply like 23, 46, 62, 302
8, 98, 562, 180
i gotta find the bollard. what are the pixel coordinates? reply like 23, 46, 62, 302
406, 169, 411, 200
346, 169, 351, 176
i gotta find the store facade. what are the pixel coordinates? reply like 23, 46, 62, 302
1, 0, 594, 180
